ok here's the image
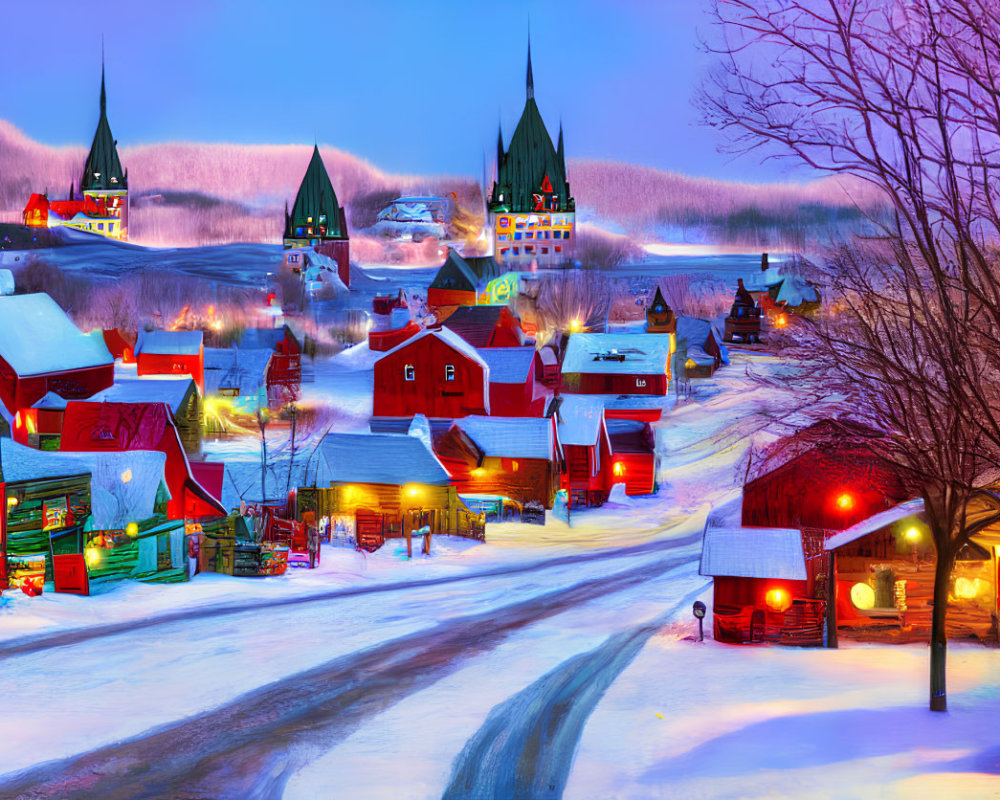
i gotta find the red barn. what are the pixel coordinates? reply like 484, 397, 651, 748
550, 395, 612, 508
442, 305, 525, 348
742, 420, 908, 532
476, 347, 546, 417
560, 333, 672, 395
373, 328, 489, 420
135, 330, 205, 395
0, 293, 114, 416
59, 401, 224, 520
606, 418, 658, 496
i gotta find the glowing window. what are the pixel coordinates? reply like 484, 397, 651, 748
445, 364, 456, 381
850, 582, 875, 609
765, 588, 792, 612
404, 364, 415, 381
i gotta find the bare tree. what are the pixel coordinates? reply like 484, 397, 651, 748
702, 0, 1000, 710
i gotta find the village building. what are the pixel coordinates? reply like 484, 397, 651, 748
369, 307, 421, 353
675, 317, 728, 379
373, 327, 490, 421
88, 377, 202, 456
723, 279, 763, 343
22, 66, 128, 241
476, 346, 546, 417
236, 326, 302, 404
0, 293, 114, 416
134, 330, 205, 395
427, 249, 480, 312
305, 429, 484, 551
606, 418, 658, 496
560, 333, 673, 396
434, 415, 561, 508
645, 287, 676, 334
549, 395, 612, 508
203, 347, 273, 422
489, 44, 575, 265
282, 145, 350, 288
825, 499, 1000, 644
442, 305, 526, 348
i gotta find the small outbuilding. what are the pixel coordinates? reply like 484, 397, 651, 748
134, 330, 205, 395
476, 346, 545, 417
560, 333, 673, 396
427, 249, 480, 311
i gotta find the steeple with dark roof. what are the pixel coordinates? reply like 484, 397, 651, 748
81, 64, 127, 192
490, 39, 573, 215
284, 145, 348, 241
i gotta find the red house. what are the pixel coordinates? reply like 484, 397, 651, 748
135, 330, 205, 395
476, 347, 546, 417
560, 333, 672, 396
606, 418, 658, 496
550, 395, 612, 508
59, 401, 225, 520
369, 308, 421, 353
373, 328, 489, 420
442, 305, 525, 348
0, 293, 114, 416
742, 419, 908, 532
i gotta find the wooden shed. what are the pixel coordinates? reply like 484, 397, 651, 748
676, 317, 728, 379
373, 327, 489, 421
134, 330, 205, 395
442, 305, 525, 348
434, 416, 561, 508
561, 333, 673, 396
826, 499, 1000, 643
0, 293, 114, 415
476, 347, 545, 417
700, 526, 824, 646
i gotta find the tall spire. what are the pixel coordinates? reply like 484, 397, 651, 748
100, 39, 106, 115
526, 36, 534, 100
557, 121, 565, 167
496, 123, 504, 177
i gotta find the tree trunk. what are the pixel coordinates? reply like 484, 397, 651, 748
929, 545, 955, 712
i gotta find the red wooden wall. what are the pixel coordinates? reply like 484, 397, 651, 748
0, 354, 113, 415
137, 351, 205, 395
562, 372, 668, 396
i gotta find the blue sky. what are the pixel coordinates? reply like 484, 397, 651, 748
0, 0, 811, 182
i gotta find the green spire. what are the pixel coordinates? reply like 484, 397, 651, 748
81, 63, 127, 192
285, 145, 347, 240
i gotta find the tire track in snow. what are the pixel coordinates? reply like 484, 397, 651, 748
0, 555, 695, 800
0, 530, 701, 664
442, 581, 710, 800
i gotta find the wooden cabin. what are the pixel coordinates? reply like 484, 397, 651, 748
59, 400, 225, 522
237, 326, 302, 404
742, 420, 909, 532
550, 395, 613, 508
0, 293, 114, 415
134, 330, 205, 395
646, 287, 676, 334
308, 430, 485, 550
88, 377, 202, 456
606, 418, 657, 496
676, 317, 728, 379
204, 347, 273, 420
723, 279, 763, 344
434, 416, 561, 508
561, 333, 673, 396
373, 327, 489, 421
442, 305, 525, 348
826, 499, 1000, 643
700, 526, 824, 646
427, 249, 479, 311
476, 347, 545, 417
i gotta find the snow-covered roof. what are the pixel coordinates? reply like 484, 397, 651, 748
89, 377, 195, 414
743, 266, 784, 292
538, 346, 559, 366
59, 450, 168, 529
699, 527, 807, 580
0, 293, 113, 377
476, 347, 534, 384
379, 326, 487, 369
553, 395, 606, 446
135, 330, 203, 356
315, 432, 450, 486
825, 499, 924, 551
204, 348, 272, 396
456, 416, 554, 460
676, 317, 711, 348
562, 333, 672, 376
0, 439, 90, 483
32, 391, 69, 410
776, 275, 820, 307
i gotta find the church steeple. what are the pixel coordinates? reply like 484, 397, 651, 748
526, 39, 534, 100
284, 144, 348, 241
81, 62, 126, 192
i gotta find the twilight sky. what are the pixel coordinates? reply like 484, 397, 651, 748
0, 0, 810, 183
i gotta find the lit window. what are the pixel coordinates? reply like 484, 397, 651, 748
445, 364, 456, 381
613, 462, 624, 476
404, 365, 415, 381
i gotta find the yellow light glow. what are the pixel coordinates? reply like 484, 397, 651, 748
569, 318, 582, 333
471, 468, 486, 477
954, 577, 979, 599
765, 588, 791, 612
25, 413, 36, 435
6, 496, 17, 507
684, 358, 696, 369
850, 582, 876, 610
836, 493, 854, 511
904, 527, 921, 543
408, 487, 420, 497
121, 469, 133, 484
125, 522, 139, 538
775, 313, 787, 329
613, 462, 625, 477
84, 548, 101, 567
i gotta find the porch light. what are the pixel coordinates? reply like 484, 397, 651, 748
126, 522, 139, 538
904, 527, 921, 543
775, 313, 787, 329
6, 496, 17, 508
850, 582, 875, 610
569, 318, 582, 332
835, 492, 854, 511
121, 469, 133, 484
613, 462, 625, 477
84, 548, 101, 567
471, 468, 486, 477
954, 577, 979, 599
765, 588, 791, 612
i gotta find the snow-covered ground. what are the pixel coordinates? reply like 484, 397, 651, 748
2, 349, 998, 799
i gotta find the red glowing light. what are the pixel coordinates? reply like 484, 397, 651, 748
836, 493, 854, 511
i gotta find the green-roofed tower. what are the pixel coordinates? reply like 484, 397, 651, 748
488, 39, 575, 266
80, 63, 129, 239
283, 145, 351, 287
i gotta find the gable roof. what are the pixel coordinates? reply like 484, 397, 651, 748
285, 146, 346, 239
430, 250, 480, 293
81, 67, 127, 192
443, 305, 515, 347
464, 256, 503, 282
0, 438, 90, 484
0, 293, 113, 377
379, 326, 489, 370
89, 377, 196, 414
699, 527, 807, 580
825, 499, 925, 551
315, 432, 450, 486
204, 348, 272, 396
456, 416, 554, 460
476, 347, 535, 384
135, 330, 203, 357
551, 394, 606, 446
562, 333, 672, 376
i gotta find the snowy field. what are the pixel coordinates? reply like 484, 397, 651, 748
1, 349, 998, 798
